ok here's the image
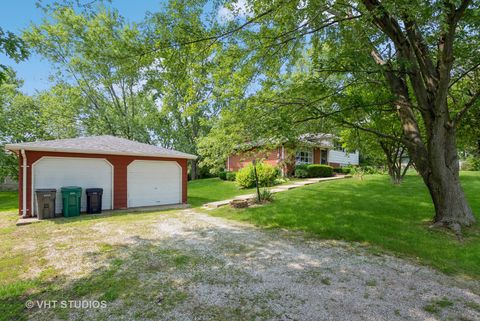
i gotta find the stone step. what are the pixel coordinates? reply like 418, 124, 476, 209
203, 200, 231, 209
16, 217, 40, 226
233, 194, 257, 200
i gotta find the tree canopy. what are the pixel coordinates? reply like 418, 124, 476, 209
196, 0, 480, 229
0, 0, 478, 230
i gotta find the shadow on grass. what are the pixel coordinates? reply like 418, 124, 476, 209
211, 174, 480, 278
2, 213, 478, 321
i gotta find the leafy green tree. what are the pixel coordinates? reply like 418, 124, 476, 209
0, 72, 48, 180
341, 123, 413, 184
203, 0, 479, 230
0, 27, 29, 84
24, 4, 155, 142
456, 69, 480, 156
143, 1, 254, 178
35, 83, 83, 139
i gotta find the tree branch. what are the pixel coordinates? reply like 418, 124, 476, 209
449, 61, 480, 88
453, 89, 480, 126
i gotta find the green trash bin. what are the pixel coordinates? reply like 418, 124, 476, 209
61, 186, 82, 217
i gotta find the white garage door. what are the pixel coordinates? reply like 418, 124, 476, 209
127, 160, 181, 208
33, 157, 113, 214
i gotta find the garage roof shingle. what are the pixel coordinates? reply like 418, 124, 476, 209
5, 135, 197, 160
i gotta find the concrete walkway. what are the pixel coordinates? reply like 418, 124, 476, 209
203, 175, 352, 209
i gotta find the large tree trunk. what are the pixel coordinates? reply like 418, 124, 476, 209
423, 167, 474, 229
411, 122, 475, 229
362, 0, 477, 231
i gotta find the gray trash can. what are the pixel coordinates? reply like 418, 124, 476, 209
35, 189, 57, 219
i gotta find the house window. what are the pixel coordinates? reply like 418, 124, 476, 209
333, 141, 346, 152
295, 149, 313, 164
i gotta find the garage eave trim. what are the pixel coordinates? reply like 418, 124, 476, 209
5, 145, 197, 160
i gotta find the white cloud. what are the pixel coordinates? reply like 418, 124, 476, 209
217, 0, 252, 22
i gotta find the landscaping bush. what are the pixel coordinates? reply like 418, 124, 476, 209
294, 164, 309, 178
236, 167, 255, 188
352, 166, 385, 175
295, 164, 333, 178
274, 177, 288, 185
257, 188, 274, 203
235, 162, 280, 188
461, 156, 480, 171
226, 172, 236, 181
307, 164, 333, 177
333, 167, 352, 174
218, 171, 227, 180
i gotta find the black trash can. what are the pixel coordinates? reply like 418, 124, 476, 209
35, 189, 57, 219
86, 188, 103, 214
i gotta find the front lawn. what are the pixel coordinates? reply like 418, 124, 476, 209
0, 174, 478, 320
187, 177, 256, 207
0, 192, 18, 212
210, 172, 480, 279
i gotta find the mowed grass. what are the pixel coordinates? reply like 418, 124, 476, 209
0, 192, 18, 212
210, 172, 480, 278
187, 177, 256, 207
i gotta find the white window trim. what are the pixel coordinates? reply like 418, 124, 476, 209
295, 148, 313, 165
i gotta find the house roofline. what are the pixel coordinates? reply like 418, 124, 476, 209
4, 145, 198, 160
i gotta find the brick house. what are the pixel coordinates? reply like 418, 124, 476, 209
226, 134, 359, 174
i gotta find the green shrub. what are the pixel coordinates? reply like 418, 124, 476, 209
294, 164, 309, 178
307, 164, 333, 177
274, 177, 288, 185
257, 164, 280, 186
257, 188, 274, 203
226, 172, 236, 181
352, 166, 385, 175
236, 166, 255, 188
462, 156, 480, 171
218, 171, 227, 180
333, 167, 352, 174
235, 162, 280, 188
295, 164, 333, 178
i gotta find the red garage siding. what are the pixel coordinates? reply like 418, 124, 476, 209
18, 151, 188, 217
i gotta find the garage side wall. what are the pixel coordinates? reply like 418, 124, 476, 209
20, 151, 188, 216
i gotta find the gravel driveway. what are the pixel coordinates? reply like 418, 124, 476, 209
24, 209, 480, 321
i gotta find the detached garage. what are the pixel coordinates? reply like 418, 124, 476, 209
5, 135, 197, 218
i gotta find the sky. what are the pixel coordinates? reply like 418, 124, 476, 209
0, 0, 170, 95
